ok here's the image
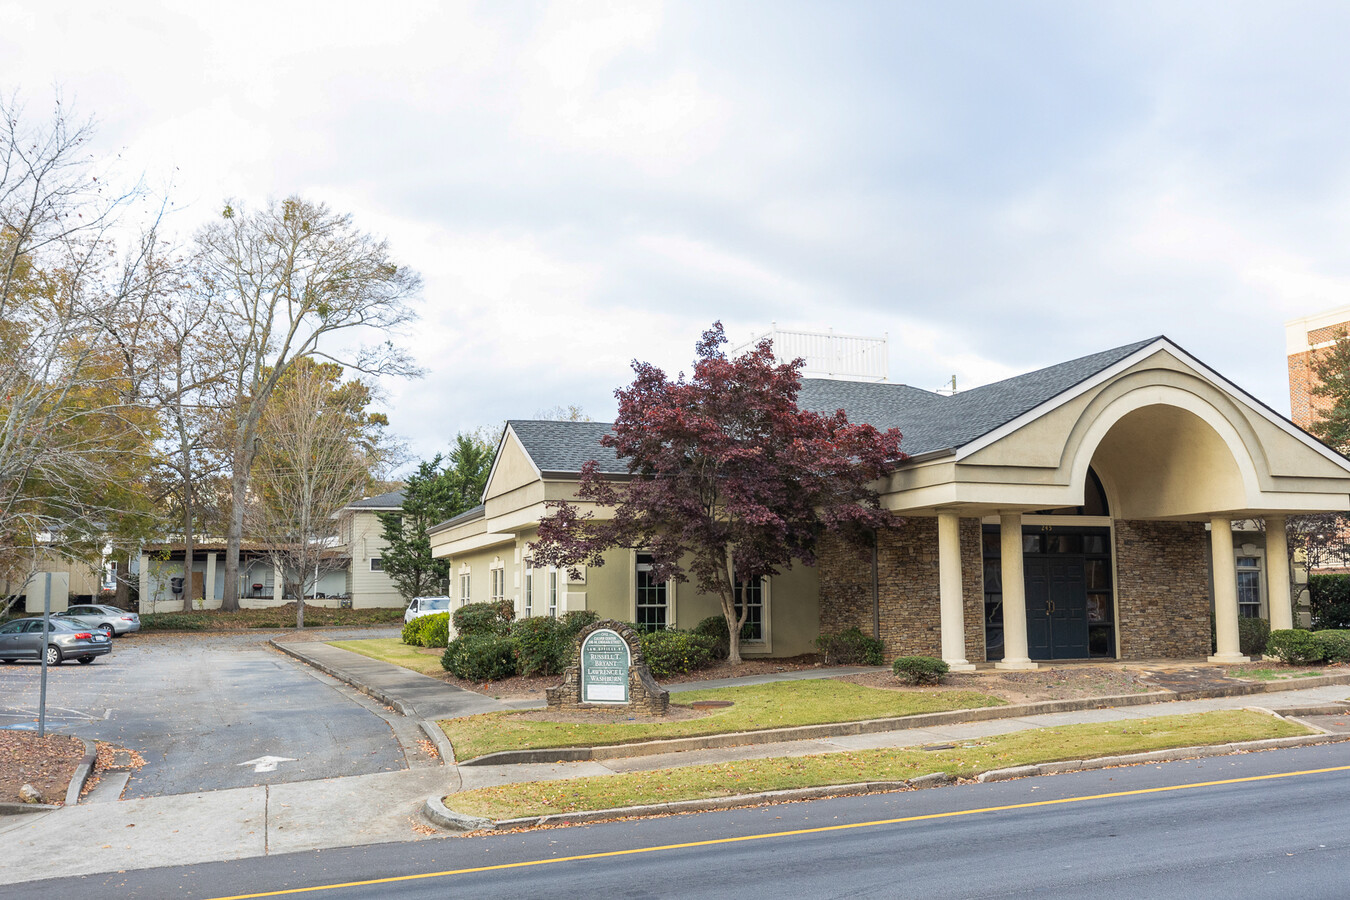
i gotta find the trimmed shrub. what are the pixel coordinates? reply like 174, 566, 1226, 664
640, 630, 716, 678
1266, 629, 1325, 665
442, 633, 518, 681
420, 612, 451, 649
1309, 574, 1350, 630
401, 618, 421, 645
512, 616, 566, 677
1314, 629, 1350, 664
452, 601, 514, 637
892, 656, 950, 685
815, 627, 884, 666
691, 615, 759, 661
692, 616, 731, 660
1237, 617, 1271, 658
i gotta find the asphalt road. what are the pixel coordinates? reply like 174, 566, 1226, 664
17, 739, 1350, 899
0, 628, 409, 797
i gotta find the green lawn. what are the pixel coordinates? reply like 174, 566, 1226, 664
446, 709, 1311, 820
329, 638, 444, 676
440, 679, 1004, 760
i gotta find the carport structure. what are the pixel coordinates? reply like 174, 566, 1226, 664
807, 337, 1350, 669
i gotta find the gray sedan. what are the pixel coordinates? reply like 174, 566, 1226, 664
0, 617, 113, 665
55, 603, 141, 637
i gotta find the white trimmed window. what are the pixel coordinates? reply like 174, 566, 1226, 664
1236, 556, 1262, 619
635, 553, 668, 631
548, 569, 559, 618
369, 557, 383, 572
490, 559, 505, 603
523, 563, 534, 618
733, 577, 766, 642
459, 571, 471, 606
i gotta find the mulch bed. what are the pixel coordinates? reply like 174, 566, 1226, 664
0, 731, 85, 806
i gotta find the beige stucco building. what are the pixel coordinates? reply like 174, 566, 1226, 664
431, 337, 1350, 668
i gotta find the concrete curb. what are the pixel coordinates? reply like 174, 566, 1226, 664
975, 732, 1350, 782
66, 738, 98, 806
428, 731, 1350, 833
0, 801, 59, 816
419, 720, 456, 765
422, 794, 493, 832
270, 640, 416, 717
459, 691, 1176, 766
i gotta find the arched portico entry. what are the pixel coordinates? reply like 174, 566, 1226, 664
820, 337, 1350, 672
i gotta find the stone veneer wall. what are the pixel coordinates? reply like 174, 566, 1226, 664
818, 518, 985, 662
1114, 519, 1211, 659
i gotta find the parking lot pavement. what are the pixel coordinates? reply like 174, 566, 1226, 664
0, 628, 424, 798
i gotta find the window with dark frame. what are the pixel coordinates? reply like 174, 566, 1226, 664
733, 577, 764, 642
1236, 556, 1262, 619
635, 553, 667, 631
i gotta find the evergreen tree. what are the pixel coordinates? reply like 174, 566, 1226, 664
1311, 327, 1350, 452
378, 433, 494, 599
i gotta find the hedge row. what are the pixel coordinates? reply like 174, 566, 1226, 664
435, 607, 741, 682
1264, 628, 1350, 665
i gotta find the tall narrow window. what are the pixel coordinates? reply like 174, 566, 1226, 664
635, 553, 667, 631
490, 566, 505, 602
524, 564, 534, 618
548, 569, 559, 618
1236, 556, 1262, 619
459, 572, 471, 606
733, 577, 764, 642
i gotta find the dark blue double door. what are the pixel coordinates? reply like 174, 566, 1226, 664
1024, 557, 1089, 660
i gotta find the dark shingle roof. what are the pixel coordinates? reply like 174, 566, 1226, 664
345, 490, 405, 510
798, 337, 1161, 456
503, 338, 1162, 472
508, 420, 623, 474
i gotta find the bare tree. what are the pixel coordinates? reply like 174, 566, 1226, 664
0, 95, 160, 613
195, 197, 421, 611
245, 359, 389, 627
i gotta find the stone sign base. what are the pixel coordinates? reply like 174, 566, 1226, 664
546, 619, 670, 716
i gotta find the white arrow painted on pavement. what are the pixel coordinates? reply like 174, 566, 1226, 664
238, 755, 296, 773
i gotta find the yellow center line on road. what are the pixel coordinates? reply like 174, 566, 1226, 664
206, 763, 1350, 900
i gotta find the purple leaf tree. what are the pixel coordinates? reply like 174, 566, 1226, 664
532, 323, 906, 665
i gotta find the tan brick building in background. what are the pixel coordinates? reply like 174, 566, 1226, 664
1287, 305, 1350, 429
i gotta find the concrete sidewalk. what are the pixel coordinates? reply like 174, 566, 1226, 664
272, 639, 514, 718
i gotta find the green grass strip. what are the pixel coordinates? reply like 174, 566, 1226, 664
441, 680, 1004, 760
329, 638, 445, 676
446, 709, 1311, 820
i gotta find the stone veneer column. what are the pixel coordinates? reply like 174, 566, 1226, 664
1265, 515, 1294, 632
1209, 517, 1248, 663
937, 513, 975, 671
996, 512, 1037, 670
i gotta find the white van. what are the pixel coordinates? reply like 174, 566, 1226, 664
404, 595, 452, 625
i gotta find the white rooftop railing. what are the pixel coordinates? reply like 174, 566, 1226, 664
732, 325, 889, 382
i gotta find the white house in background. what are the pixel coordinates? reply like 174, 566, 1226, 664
134, 490, 409, 612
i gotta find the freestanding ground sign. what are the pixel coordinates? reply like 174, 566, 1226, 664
581, 628, 630, 704
546, 619, 669, 715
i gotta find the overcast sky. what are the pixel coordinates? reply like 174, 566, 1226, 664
4, 1, 1349, 467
